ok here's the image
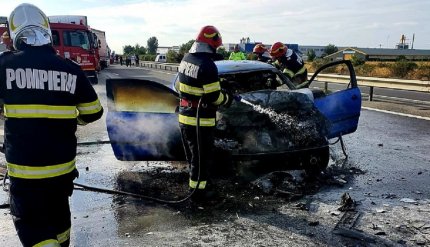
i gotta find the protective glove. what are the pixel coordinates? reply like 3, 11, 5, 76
233, 94, 242, 102
222, 89, 234, 108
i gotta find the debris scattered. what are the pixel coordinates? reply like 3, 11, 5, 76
338, 192, 356, 211
382, 193, 397, 199
308, 221, 319, 226
400, 198, 418, 204
293, 202, 309, 211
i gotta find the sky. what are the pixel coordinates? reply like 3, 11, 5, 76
1, 0, 429, 54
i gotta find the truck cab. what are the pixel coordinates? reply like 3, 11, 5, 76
49, 16, 99, 84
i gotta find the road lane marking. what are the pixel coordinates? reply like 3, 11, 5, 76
140, 67, 177, 75
362, 107, 430, 121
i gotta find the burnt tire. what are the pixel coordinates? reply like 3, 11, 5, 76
303, 146, 330, 177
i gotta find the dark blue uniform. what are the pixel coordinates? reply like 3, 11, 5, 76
177, 50, 230, 195
0, 44, 103, 247
274, 49, 307, 85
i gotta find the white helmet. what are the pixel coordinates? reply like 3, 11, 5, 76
8, 3, 52, 50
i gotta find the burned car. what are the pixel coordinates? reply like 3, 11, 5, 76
105, 60, 361, 175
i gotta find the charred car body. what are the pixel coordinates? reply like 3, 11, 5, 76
106, 60, 361, 175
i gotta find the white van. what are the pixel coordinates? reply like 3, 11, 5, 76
155, 54, 166, 63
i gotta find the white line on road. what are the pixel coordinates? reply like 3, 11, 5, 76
362, 106, 430, 121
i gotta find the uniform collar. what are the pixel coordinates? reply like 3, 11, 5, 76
189, 42, 215, 54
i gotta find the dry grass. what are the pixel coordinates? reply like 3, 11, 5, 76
306, 61, 430, 80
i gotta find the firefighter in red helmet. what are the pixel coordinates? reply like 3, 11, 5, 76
270, 42, 307, 86
252, 43, 271, 63
177, 25, 233, 204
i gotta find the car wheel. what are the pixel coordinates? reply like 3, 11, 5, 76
303, 145, 329, 177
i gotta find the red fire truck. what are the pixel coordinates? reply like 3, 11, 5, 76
49, 15, 99, 84
2, 15, 99, 84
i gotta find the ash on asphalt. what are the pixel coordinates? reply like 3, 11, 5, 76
112, 148, 365, 218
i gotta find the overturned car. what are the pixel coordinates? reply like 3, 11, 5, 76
105, 60, 361, 175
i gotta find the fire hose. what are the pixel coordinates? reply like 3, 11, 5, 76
74, 97, 207, 204
1, 97, 208, 205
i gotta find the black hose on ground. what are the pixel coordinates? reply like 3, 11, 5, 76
73, 98, 205, 204
0, 98, 205, 204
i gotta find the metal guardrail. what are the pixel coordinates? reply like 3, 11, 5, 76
312, 74, 429, 92
138, 61, 429, 100
310, 73, 429, 101
140, 61, 179, 72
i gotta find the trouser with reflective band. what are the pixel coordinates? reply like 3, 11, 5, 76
9, 173, 76, 247
180, 124, 215, 189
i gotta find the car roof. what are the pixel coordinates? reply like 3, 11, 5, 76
215, 60, 277, 74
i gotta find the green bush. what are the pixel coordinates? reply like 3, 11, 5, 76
351, 55, 365, 66
390, 60, 418, 78
166, 50, 180, 63
142, 54, 156, 61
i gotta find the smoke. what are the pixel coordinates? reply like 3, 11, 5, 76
108, 112, 182, 160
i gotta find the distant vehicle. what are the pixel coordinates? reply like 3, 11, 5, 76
155, 54, 166, 63
48, 15, 99, 84
91, 28, 110, 69
105, 60, 362, 176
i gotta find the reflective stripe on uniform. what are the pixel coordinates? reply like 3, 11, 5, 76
213, 92, 225, 105
189, 179, 207, 189
77, 99, 102, 115
203, 81, 221, 94
178, 115, 215, 127
294, 66, 307, 76
4, 104, 77, 119
57, 228, 71, 244
282, 68, 295, 78
7, 159, 76, 179
33, 239, 61, 247
179, 82, 204, 96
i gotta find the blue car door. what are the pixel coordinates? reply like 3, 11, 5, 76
308, 60, 362, 139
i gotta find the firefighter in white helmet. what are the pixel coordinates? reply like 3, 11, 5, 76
0, 3, 103, 246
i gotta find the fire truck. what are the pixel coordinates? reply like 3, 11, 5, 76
91, 28, 110, 69
49, 15, 99, 84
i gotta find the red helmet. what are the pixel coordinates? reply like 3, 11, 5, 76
269, 42, 287, 58
253, 44, 267, 54
196, 25, 222, 49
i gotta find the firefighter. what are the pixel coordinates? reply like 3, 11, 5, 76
252, 43, 271, 63
228, 44, 246, 60
270, 42, 308, 86
178, 25, 233, 203
0, 3, 103, 247
1, 30, 13, 51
